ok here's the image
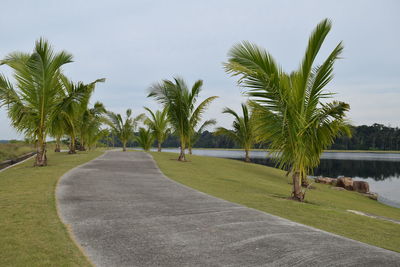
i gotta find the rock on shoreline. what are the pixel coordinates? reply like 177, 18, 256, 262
314, 176, 378, 200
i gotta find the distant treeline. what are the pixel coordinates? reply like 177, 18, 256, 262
98, 123, 400, 151
331, 124, 400, 151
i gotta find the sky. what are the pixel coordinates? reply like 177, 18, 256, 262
0, 0, 399, 139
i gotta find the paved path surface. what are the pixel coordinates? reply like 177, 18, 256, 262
57, 151, 400, 266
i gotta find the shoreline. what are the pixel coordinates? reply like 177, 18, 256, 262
128, 147, 400, 154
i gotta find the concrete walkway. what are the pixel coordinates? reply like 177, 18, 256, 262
57, 151, 400, 267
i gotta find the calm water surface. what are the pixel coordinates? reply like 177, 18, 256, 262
152, 148, 400, 208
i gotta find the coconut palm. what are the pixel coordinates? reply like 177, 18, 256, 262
148, 77, 218, 161
87, 128, 108, 150
51, 83, 79, 154
144, 107, 170, 152
53, 76, 104, 154
188, 119, 216, 154
215, 104, 256, 162
78, 101, 106, 151
135, 127, 155, 151
106, 109, 144, 151
0, 39, 73, 166
49, 115, 65, 152
224, 19, 350, 201
74, 76, 105, 151
80, 102, 107, 150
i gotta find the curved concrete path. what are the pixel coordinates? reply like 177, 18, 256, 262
57, 151, 400, 266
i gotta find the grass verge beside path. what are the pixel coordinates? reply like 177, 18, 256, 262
0, 150, 103, 266
150, 152, 400, 252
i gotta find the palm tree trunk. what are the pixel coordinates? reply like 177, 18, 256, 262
79, 140, 86, 151
122, 141, 127, 152
179, 147, 186, 161
157, 142, 161, 152
35, 137, 47, 166
54, 136, 61, 152
292, 171, 304, 201
301, 173, 309, 187
178, 138, 186, 161
69, 136, 76, 154
244, 149, 250, 162
189, 146, 192, 155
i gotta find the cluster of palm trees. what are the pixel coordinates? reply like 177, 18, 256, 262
106, 109, 144, 152
0, 19, 350, 201
0, 39, 106, 166
148, 77, 218, 161
145, 19, 351, 201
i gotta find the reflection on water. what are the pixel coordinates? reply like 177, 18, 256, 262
315, 159, 400, 181
248, 158, 400, 181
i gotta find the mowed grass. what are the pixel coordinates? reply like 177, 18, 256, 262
150, 152, 400, 252
0, 150, 103, 266
0, 143, 35, 161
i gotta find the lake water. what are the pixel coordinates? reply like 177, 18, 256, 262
149, 148, 400, 208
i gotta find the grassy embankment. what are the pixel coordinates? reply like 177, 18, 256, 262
0, 143, 35, 162
0, 150, 104, 266
150, 152, 400, 252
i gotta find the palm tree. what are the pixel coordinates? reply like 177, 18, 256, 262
148, 77, 217, 161
49, 115, 65, 152
135, 127, 155, 151
144, 107, 170, 152
188, 119, 216, 154
81, 102, 107, 150
106, 109, 144, 151
87, 128, 108, 151
0, 39, 73, 166
74, 76, 105, 151
54, 76, 104, 154
215, 104, 255, 162
102, 129, 114, 148
224, 19, 350, 201
78, 101, 106, 151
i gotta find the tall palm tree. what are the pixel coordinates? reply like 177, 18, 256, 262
148, 77, 217, 161
224, 19, 350, 201
215, 104, 256, 162
106, 109, 144, 151
144, 107, 170, 152
0, 39, 73, 166
135, 127, 155, 151
188, 119, 216, 154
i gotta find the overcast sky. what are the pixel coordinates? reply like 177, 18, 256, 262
1, 0, 399, 139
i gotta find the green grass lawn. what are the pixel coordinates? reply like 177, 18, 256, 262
0, 150, 103, 267
150, 152, 400, 252
0, 143, 35, 162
